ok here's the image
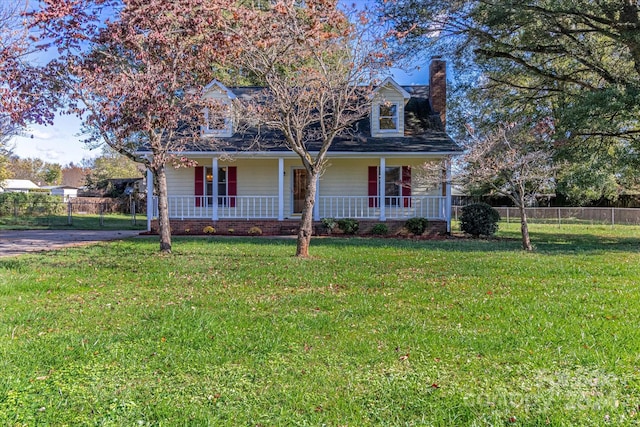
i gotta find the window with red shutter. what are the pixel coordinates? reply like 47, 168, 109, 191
194, 166, 204, 207
368, 166, 378, 208
194, 166, 237, 208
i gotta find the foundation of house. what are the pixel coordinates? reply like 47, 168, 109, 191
149, 219, 448, 238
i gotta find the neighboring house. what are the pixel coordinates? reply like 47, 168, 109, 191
141, 58, 462, 235
42, 185, 79, 202
0, 179, 40, 193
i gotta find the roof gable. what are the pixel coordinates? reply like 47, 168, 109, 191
373, 77, 411, 100
203, 80, 237, 100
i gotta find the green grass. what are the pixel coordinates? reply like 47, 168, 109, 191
1, 225, 640, 425
0, 213, 146, 230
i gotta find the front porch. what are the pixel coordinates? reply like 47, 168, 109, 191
146, 156, 454, 233
151, 195, 448, 221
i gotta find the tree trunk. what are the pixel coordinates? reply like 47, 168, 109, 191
518, 205, 532, 251
296, 170, 317, 258
154, 164, 172, 253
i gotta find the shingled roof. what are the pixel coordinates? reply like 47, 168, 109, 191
193, 84, 460, 155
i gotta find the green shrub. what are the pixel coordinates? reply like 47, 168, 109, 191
405, 217, 429, 235
370, 223, 388, 235
460, 203, 500, 237
0, 193, 26, 217
336, 218, 359, 235
30, 193, 66, 216
321, 217, 337, 232
0, 192, 65, 217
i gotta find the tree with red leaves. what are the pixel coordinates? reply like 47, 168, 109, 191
1, 1, 55, 132
29, 0, 236, 252
227, 0, 392, 257
1, 0, 56, 182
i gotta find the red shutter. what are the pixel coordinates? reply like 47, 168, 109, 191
228, 166, 237, 208
368, 166, 378, 208
194, 166, 204, 207
402, 166, 411, 208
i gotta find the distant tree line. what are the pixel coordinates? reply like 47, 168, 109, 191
3, 146, 143, 189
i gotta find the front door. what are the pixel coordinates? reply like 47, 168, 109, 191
293, 169, 307, 214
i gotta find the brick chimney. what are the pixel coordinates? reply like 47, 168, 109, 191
429, 57, 447, 129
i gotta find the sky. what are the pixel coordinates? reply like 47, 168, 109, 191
10, 115, 98, 165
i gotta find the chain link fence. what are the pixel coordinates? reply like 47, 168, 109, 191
0, 193, 146, 229
452, 206, 640, 227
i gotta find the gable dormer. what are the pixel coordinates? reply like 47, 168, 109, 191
202, 80, 236, 138
371, 77, 411, 137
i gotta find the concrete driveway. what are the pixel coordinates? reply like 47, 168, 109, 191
0, 230, 143, 257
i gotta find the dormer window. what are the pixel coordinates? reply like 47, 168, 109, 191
371, 77, 410, 137
201, 80, 237, 138
203, 101, 232, 137
379, 103, 399, 131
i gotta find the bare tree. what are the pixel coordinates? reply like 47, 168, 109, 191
227, 0, 391, 257
461, 121, 558, 251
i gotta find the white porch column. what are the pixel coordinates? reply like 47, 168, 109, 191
278, 158, 284, 220
445, 157, 452, 233
146, 168, 154, 232
313, 174, 320, 221
212, 157, 219, 220
379, 157, 386, 221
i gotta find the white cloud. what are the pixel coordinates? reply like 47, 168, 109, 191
28, 129, 55, 140
9, 117, 98, 164
35, 146, 64, 161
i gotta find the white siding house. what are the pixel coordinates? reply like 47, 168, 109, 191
141, 59, 462, 235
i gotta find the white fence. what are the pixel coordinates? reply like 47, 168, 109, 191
452, 206, 640, 226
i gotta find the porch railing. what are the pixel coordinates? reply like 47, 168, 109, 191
153, 195, 447, 220
317, 196, 447, 220
162, 196, 279, 220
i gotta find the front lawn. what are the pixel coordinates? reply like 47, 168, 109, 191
1, 226, 640, 425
